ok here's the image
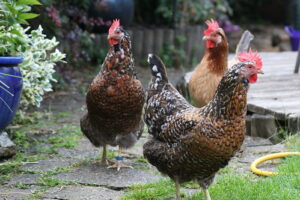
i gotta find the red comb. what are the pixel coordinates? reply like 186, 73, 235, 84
238, 48, 262, 69
204, 19, 220, 36
109, 19, 120, 34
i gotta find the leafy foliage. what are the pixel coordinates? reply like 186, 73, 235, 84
0, 0, 41, 26
0, 0, 41, 55
135, 0, 233, 27
31, 0, 106, 65
0, 0, 65, 108
18, 25, 65, 108
159, 35, 186, 68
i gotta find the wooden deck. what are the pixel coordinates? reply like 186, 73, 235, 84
247, 51, 300, 120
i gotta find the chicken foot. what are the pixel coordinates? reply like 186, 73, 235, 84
107, 146, 133, 171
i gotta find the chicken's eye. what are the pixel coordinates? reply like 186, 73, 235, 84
246, 65, 254, 69
115, 30, 121, 34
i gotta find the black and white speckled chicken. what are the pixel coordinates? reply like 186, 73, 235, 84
143, 52, 263, 200
80, 20, 145, 170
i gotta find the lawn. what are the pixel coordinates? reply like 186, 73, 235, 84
120, 134, 300, 200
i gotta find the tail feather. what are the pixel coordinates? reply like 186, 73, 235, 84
147, 54, 168, 82
235, 30, 254, 55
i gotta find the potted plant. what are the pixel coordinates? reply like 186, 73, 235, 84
0, 0, 41, 131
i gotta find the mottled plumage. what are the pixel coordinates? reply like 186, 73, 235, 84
80, 24, 145, 167
143, 54, 262, 199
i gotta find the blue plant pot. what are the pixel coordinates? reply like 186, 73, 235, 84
0, 56, 23, 131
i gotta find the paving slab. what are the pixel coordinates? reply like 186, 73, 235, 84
53, 163, 160, 189
229, 137, 286, 175
77, 136, 146, 159
243, 135, 273, 147
56, 147, 99, 160
21, 157, 79, 172
243, 143, 285, 155
43, 185, 124, 200
0, 187, 32, 200
5, 173, 41, 186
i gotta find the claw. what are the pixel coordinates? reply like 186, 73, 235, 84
107, 161, 133, 171
100, 159, 115, 166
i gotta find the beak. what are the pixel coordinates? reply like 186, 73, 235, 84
107, 34, 113, 40
108, 33, 121, 41
202, 35, 209, 41
257, 69, 264, 74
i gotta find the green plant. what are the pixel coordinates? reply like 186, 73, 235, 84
159, 35, 186, 68
0, 0, 65, 109
0, 0, 41, 25
31, 0, 107, 66
0, 0, 41, 55
156, 0, 233, 26
121, 179, 176, 200
18, 25, 65, 108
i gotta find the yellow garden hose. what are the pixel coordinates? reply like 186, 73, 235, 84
250, 152, 300, 176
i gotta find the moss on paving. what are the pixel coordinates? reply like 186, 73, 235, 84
3, 109, 300, 200
1, 111, 83, 186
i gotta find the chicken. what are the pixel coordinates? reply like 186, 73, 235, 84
80, 19, 145, 170
183, 20, 253, 107
143, 52, 263, 200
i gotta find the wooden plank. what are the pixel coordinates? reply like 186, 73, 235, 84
142, 29, 154, 59
196, 26, 205, 62
163, 29, 175, 47
189, 26, 201, 66
246, 51, 300, 119
131, 29, 143, 62
153, 29, 164, 54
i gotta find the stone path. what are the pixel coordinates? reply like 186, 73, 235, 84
0, 91, 287, 200
0, 136, 286, 200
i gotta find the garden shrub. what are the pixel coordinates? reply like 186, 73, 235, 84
18, 25, 65, 108
0, 0, 65, 109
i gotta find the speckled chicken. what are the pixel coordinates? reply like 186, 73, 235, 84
80, 20, 145, 170
143, 52, 263, 199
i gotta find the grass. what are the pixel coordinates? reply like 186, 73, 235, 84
1, 112, 83, 184
0, 153, 48, 184
121, 179, 175, 200
120, 133, 300, 200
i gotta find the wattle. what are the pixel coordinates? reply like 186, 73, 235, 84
206, 41, 216, 48
249, 74, 257, 83
109, 39, 118, 46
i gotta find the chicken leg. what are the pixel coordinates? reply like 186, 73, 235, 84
175, 178, 181, 200
100, 145, 114, 165
202, 187, 212, 200
107, 146, 133, 171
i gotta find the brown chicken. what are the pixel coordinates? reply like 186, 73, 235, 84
188, 20, 253, 108
80, 20, 145, 170
143, 52, 263, 200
